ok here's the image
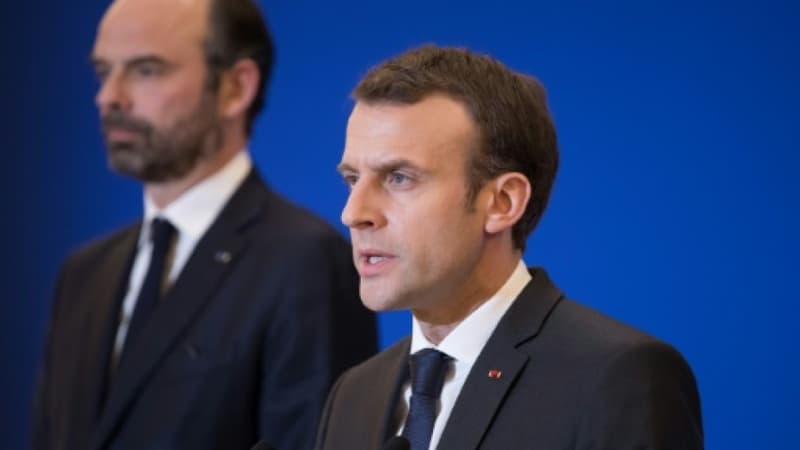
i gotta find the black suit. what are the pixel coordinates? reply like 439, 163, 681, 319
315, 268, 703, 450
34, 169, 378, 450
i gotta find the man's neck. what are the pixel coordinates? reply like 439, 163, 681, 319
414, 247, 522, 346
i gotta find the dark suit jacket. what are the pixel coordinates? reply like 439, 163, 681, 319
33, 169, 378, 450
315, 268, 703, 450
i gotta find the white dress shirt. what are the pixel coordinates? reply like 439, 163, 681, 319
399, 260, 532, 449
111, 151, 252, 363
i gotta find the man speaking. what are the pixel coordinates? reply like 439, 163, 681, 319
315, 45, 703, 449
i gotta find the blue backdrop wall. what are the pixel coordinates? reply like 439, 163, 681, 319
3, 1, 798, 449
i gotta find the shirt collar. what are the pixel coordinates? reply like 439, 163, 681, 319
410, 259, 532, 365
140, 150, 252, 246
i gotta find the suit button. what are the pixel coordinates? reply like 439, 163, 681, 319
185, 344, 200, 359
215, 250, 232, 264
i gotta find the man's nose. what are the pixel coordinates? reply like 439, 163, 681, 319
341, 180, 386, 230
95, 72, 132, 114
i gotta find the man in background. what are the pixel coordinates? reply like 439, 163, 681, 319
315, 45, 702, 449
33, 0, 377, 449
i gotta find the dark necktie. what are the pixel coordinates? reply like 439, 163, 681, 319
402, 348, 451, 450
125, 217, 176, 349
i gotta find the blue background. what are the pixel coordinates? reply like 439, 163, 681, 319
3, 1, 798, 449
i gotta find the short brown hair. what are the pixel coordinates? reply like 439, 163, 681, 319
353, 45, 559, 250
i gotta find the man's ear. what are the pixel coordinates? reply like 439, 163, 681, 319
216, 58, 260, 119
484, 172, 531, 235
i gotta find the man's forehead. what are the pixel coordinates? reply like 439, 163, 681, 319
339, 143, 423, 171
104, 0, 210, 19
343, 97, 476, 164
96, 0, 210, 50
348, 97, 474, 135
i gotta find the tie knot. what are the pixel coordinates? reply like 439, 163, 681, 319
408, 348, 450, 398
150, 218, 176, 248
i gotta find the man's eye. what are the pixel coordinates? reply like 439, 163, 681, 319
342, 174, 358, 187
387, 172, 411, 185
138, 66, 155, 76
135, 64, 162, 77
94, 68, 109, 83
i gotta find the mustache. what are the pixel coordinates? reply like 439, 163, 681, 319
101, 110, 152, 134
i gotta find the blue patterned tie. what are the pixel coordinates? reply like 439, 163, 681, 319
402, 349, 451, 450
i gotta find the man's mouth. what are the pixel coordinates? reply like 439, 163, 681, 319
105, 126, 143, 141
356, 250, 396, 276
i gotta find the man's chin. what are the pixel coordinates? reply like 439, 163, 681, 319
108, 153, 202, 184
107, 154, 175, 183
106, 145, 145, 174
106, 137, 150, 160
359, 293, 389, 312
359, 287, 409, 313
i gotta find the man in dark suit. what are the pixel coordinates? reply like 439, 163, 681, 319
32, 1, 377, 449
316, 45, 703, 450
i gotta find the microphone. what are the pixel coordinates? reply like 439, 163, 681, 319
381, 436, 410, 450
249, 441, 276, 450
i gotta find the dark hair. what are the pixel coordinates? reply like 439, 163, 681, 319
204, 0, 274, 135
353, 45, 559, 250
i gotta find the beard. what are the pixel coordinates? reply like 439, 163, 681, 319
101, 91, 223, 183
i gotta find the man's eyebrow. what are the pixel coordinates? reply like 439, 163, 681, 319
89, 54, 170, 68
336, 162, 356, 175
337, 158, 423, 175
125, 55, 169, 66
89, 54, 105, 67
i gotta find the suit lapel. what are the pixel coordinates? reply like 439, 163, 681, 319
319, 339, 409, 450
437, 268, 563, 450
91, 171, 270, 450
377, 340, 411, 445
79, 226, 139, 429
